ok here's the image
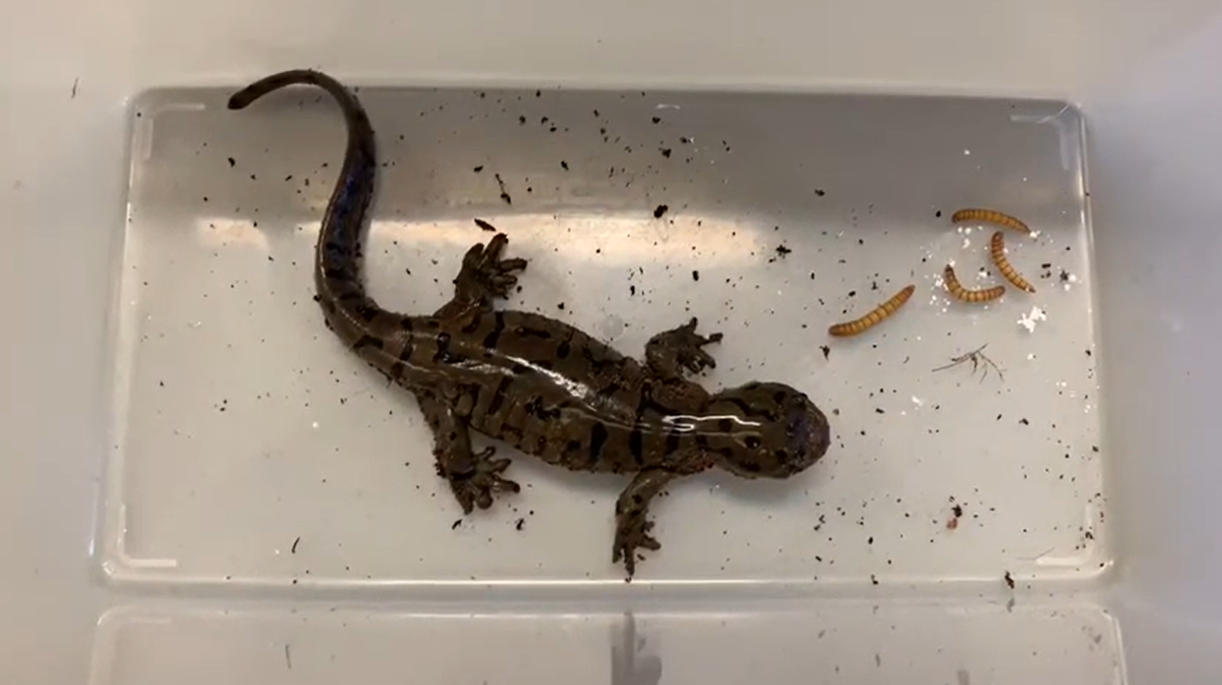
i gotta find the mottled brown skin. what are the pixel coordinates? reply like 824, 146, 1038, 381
229, 69, 832, 579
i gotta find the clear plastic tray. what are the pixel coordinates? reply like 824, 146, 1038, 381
89, 600, 1123, 684
99, 83, 1106, 592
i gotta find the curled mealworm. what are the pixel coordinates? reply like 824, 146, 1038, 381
943, 265, 1005, 303
989, 231, 1035, 293
952, 208, 1032, 236
828, 284, 915, 337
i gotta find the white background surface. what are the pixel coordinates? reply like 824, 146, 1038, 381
4, 1, 1222, 683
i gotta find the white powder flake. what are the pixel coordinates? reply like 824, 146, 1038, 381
1018, 306, 1047, 333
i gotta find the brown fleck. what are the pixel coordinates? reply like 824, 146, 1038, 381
820, 345, 830, 360
1004, 571, 1015, 589
654, 204, 669, 219
494, 173, 512, 204
474, 218, 497, 232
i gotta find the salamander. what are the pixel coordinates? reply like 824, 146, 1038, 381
228, 69, 832, 579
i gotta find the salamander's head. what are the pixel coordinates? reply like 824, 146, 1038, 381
703, 382, 830, 478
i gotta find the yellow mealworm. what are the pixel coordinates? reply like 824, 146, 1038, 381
828, 284, 915, 337
943, 265, 1005, 303
989, 231, 1035, 293
951, 208, 1032, 236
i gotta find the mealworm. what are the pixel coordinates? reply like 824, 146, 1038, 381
943, 265, 1005, 303
951, 208, 1032, 236
989, 231, 1035, 293
828, 284, 915, 337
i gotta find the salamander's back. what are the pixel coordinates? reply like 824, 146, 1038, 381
4, 2, 1222, 684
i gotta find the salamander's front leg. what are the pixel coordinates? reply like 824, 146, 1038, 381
416, 390, 520, 513
645, 317, 723, 380
434, 232, 528, 320
613, 469, 680, 580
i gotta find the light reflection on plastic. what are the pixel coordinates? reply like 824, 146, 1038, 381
194, 213, 767, 266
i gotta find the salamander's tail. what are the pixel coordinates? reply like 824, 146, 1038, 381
228, 69, 378, 318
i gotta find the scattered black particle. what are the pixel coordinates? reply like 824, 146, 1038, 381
535, 89, 541, 97
654, 204, 669, 219
1019, 418, 1029, 425
515, 518, 525, 531
291, 536, 301, 554
775, 244, 792, 257
1004, 571, 1015, 589
557, 302, 566, 310
692, 270, 700, 281
820, 345, 830, 360
680, 136, 690, 144
630, 285, 636, 296
1086, 349, 1093, 357
1041, 262, 1052, 269
848, 290, 857, 298
874, 408, 884, 414
494, 173, 513, 204
952, 504, 963, 518
1060, 269, 1071, 282
815, 188, 826, 197
652, 116, 661, 124
560, 160, 569, 170
473, 165, 484, 173
871, 574, 879, 586
227, 157, 236, 167
935, 210, 942, 218
868, 536, 874, 545
250, 173, 257, 181
452, 519, 462, 530
474, 218, 497, 232
660, 148, 672, 158
518, 115, 526, 124
202, 196, 209, 202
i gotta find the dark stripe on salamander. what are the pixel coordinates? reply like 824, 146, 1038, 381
556, 330, 574, 359
482, 312, 506, 349
485, 376, 512, 417
589, 423, 609, 463
352, 334, 383, 351
628, 429, 644, 465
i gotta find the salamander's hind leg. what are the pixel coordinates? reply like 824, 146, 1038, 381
435, 232, 528, 319
645, 317, 723, 380
416, 390, 520, 513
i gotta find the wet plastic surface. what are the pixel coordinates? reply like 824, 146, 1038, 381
100, 84, 1106, 591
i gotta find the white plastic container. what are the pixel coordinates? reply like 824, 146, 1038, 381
4, 2, 1222, 684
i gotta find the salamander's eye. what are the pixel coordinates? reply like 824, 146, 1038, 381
745, 436, 762, 449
